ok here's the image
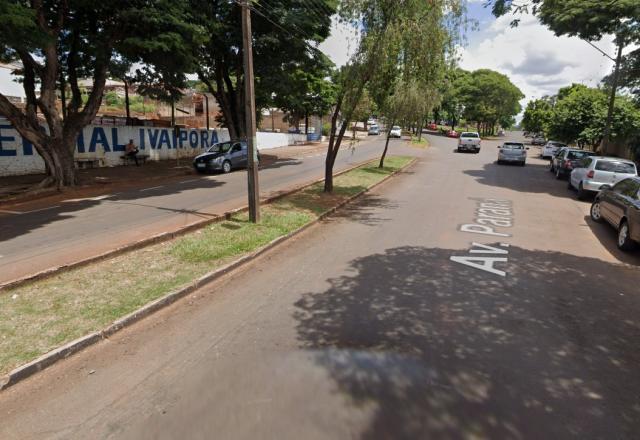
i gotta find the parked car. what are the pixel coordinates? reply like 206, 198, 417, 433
550, 148, 596, 179
368, 124, 380, 135
569, 156, 638, 199
193, 141, 260, 173
447, 130, 459, 138
531, 136, 547, 146
590, 177, 640, 251
427, 123, 438, 131
389, 125, 402, 138
457, 132, 481, 153
497, 142, 528, 166
541, 140, 566, 158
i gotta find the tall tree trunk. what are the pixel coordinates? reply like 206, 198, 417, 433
379, 120, 394, 168
124, 80, 131, 122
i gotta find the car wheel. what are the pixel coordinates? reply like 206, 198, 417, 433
567, 179, 574, 190
457, 148, 461, 153
497, 160, 502, 165
549, 160, 554, 172
617, 220, 636, 251
222, 160, 232, 173
577, 182, 588, 200
520, 161, 526, 167
590, 201, 603, 223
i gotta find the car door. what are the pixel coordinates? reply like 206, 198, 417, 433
603, 179, 638, 226
239, 143, 249, 168
230, 143, 243, 168
571, 157, 590, 188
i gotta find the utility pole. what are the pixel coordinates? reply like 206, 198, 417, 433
241, 0, 260, 222
601, 38, 624, 155
204, 94, 210, 130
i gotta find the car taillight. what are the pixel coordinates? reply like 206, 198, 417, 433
564, 160, 572, 169
586, 170, 594, 178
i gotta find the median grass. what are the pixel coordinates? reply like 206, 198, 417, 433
410, 136, 429, 148
0, 156, 413, 376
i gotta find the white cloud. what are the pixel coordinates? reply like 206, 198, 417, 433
459, 13, 616, 111
318, 17, 359, 67
0, 66, 25, 98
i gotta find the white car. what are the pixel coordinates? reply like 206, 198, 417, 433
569, 156, 638, 199
497, 142, 528, 166
541, 141, 567, 159
389, 125, 402, 138
457, 132, 481, 153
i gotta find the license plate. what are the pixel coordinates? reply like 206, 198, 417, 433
196, 163, 205, 168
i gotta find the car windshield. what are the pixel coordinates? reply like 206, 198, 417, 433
595, 160, 637, 174
567, 150, 594, 160
502, 143, 525, 149
461, 132, 479, 138
207, 142, 233, 153
392, 126, 400, 130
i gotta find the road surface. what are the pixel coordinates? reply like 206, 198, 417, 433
0, 137, 414, 284
1, 132, 639, 439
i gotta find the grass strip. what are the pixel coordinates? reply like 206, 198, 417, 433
410, 136, 429, 148
0, 156, 413, 375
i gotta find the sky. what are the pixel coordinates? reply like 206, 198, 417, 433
319, 1, 619, 116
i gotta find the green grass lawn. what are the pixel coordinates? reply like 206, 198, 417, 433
0, 156, 413, 375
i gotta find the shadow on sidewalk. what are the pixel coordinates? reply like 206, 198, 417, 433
294, 245, 640, 439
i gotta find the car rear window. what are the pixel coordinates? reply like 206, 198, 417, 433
461, 132, 479, 138
595, 160, 637, 174
502, 143, 524, 149
567, 150, 593, 159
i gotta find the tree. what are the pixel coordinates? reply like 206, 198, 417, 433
271, 54, 337, 134
190, 0, 336, 141
486, 0, 640, 152
0, 0, 203, 189
440, 68, 470, 131
323, 0, 461, 192
521, 98, 553, 134
458, 69, 523, 136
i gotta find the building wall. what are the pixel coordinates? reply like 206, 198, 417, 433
0, 117, 309, 176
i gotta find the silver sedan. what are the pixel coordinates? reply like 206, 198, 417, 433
497, 142, 528, 166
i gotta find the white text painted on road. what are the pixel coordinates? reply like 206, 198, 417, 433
452, 198, 514, 277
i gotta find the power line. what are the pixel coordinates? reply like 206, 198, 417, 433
584, 40, 615, 62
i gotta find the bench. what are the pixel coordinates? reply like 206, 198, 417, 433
75, 158, 102, 169
120, 154, 149, 166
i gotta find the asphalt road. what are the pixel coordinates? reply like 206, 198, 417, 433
0, 137, 415, 284
2, 132, 640, 439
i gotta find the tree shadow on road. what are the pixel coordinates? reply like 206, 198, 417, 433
294, 246, 640, 439
583, 216, 640, 266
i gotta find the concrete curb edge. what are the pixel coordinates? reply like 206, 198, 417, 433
0, 157, 418, 391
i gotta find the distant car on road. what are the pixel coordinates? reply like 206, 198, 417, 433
531, 135, 547, 146
389, 126, 402, 138
457, 132, 481, 153
590, 177, 640, 251
446, 130, 459, 138
368, 124, 380, 135
497, 142, 528, 166
193, 141, 260, 174
550, 148, 595, 179
569, 156, 638, 199
541, 140, 566, 158
427, 123, 438, 131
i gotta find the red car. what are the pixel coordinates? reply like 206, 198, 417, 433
447, 130, 459, 138
427, 123, 438, 130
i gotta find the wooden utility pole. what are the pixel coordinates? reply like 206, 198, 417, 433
241, 0, 260, 222
601, 39, 624, 155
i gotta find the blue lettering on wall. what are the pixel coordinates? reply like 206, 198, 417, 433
139, 129, 145, 150
76, 131, 86, 153
22, 137, 33, 155
0, 124, 17, 156
201, 131, 209, 148
179, 130, 188, 148
148, 129, 160, 149
158, 130, 171, 149
111, 128, 126, 152
89, 127, 110, 152
189, 131, 198, 148
211, 130, 219, 145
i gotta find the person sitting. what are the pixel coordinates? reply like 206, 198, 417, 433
125, 139, 139, 166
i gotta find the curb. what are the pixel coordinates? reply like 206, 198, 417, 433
0, 157, 417, 391
0, 158, 375, 292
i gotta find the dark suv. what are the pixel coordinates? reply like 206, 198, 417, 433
193, 141, 260, 174
550, 148, 595, 179
590, 177, 640, 251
